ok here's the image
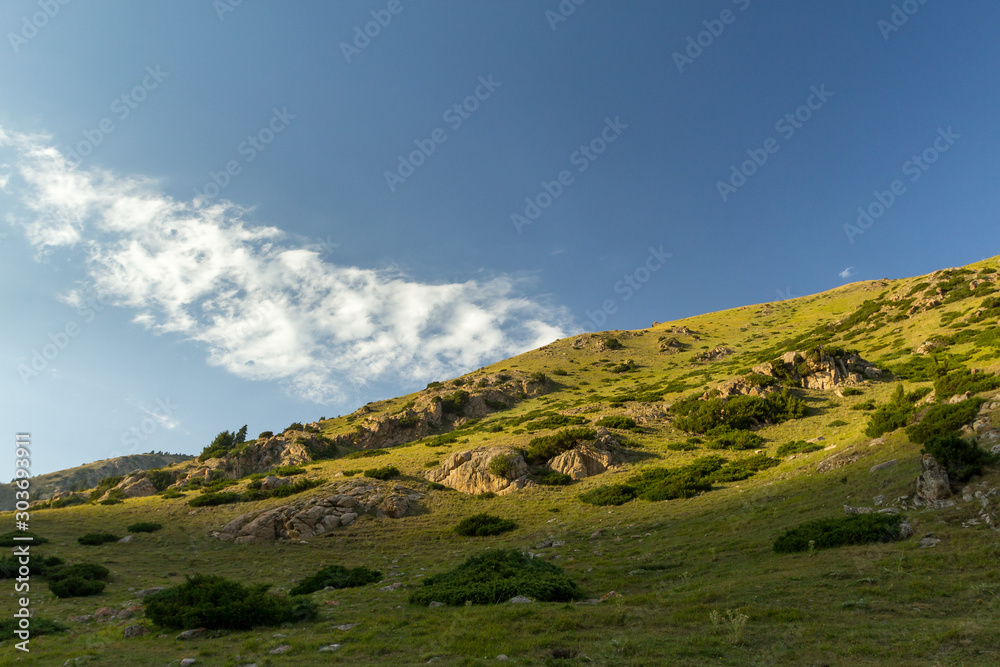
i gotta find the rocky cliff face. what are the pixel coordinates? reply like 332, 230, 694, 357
752, 348, 883, 391
0, 453, 193, 511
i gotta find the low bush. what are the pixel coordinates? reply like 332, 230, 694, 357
147, 468, 178, 492
488, 454, 519, 479
422, 434, 459, 448
424, 459, 439, 468
595, 416, 640, 431
290, 565, 382, 595
428, 482, 447, 491
364, 466, 400, 481
827, 420, 849, 428
627, 458, 724, 501
537, 470, 573, 486
439, 390, 470, 416
187, 492, 243, 508
524, 428, 596, 464
666, 442, 699, 451
934, 368, 1000, 399
602, 338, 624, 350
851, 400, 877, 411
127, 522, 163, 534
0, 531, 48, 547
906, 398, 986, 444
272, 465, 306, 476
159, 489, 186, 499
477, 491, 497, 500
285, 422, 304, 432
709, 454, 780, 483
922, 434, 996, 483
47, 562, 110, 599
409, 549, 582, 606
706, 430, 765, 451
89, 476, 124, 501
144, 574, 317, 630
198, 429, 239, 462
840, 387, 864, 397
578, 484, 638, 506
776, 440, 825, 457
773, 513, 907, 553
0, 617, 66, 640
527, 414, 588, 430
865, 385, 916, 438
672, 389, 807, 434
342, 469, 362, 477
265, 478, 324, 499
200, 479, 237, 494
454, 513, 518, 537
345, 448, 390, 459
258, 431, 274, 440
77, 532, 119, 546
0, 554, 62, 578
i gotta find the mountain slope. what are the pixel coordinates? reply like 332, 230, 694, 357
6, 255, 1000, 666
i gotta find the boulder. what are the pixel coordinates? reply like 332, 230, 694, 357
916, 454, 952, 501
548, 445, 622, 480
425, 447, 532, 495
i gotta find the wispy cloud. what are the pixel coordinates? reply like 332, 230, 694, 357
839, 266, 855, 279
0, 126, 572, 403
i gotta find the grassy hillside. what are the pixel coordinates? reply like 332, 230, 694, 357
4, 257, 1000, 666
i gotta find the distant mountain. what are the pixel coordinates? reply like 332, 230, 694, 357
0, 452, 194, 510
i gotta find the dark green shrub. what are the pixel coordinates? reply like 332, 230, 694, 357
527, 414, 587, 430
595, 416, 640, 431
397, 415, 421, 428
428, 482, 447, 490
269, 478, 324, 499
906, 398, 986, 444
602, 338, 624, 350
627, 458, 725, 501
666, 442, 699, 451
578, 484, 638, 506
672, 390, 806, 433
551, 369, 569, 376
524, 428, 596, 464
454, 513, 518, 537
537, 470, 573, 486
934, 369, 1000, 399
290, 565, 382, 595
439, 390, 470, 416
529, 371, 548, 383
477, 491, 497, 500
89, 475, 124, 501
147, 469, 178, 492
827, 420, 849, 427
426, 381, 444, 389
424, 459, 440, 468
198, 430, 237, 462
200, 479, 237, 494
247, 479, 262, 490
840, 387, 864, 397
409, 550, 582, 606
285, 422, 304, 432
922, 434, 996, 483
77, 532, 119, 546
0, 617, 66, 639
364, 466, 399, 481
488, 454, 519, 479
0, 554, 62, 578
272, 465, 305, 476
258, 431, 274, 439
159, 489, 186, 499
144, 575, 317, 630
127, 522, 163, 534
864, 385, 915, 438
48, 562, 109, 583
706, 430, 764, 451
422, 434, 459, 448
709, 454, 780, 483
776, 440, 825, 457
49, 576, 106, 598
45, 495, 86, 509
342, 469, 362, 477
187, 492, 243, 508
345, 448, 390, 459
851, 399, 877, 411
773, 513, 907, 553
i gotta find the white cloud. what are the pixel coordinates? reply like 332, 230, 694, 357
0, 126, 573, 403
839, 266, 855, 279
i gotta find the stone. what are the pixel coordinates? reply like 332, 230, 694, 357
916, 454, 952, 501
269, 644, 292, 655
844, 505, 873, 515
429, 601, 445, 608
180, 661, 197, 667
425, 446, 533, 495
333, 623, 357, 630
176, 627, 207, 640
918, 534, 941, 548
869, 459, 898, 473
873, 494, 885, 506
600, 590, 624, 602
123, 625, 148, 638
508, 595, 534, 604
136, 587, 166, 599
69, 615, 93, 623
93, 607, 116, 621
549, 444, 622, 480
117, 535, 133, 544
992, 445, 1000, 456
115, 605, 142, 620
318, 644, 341, 652
898, 521, 914, 539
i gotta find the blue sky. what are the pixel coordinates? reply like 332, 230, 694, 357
2, 0, 998, 479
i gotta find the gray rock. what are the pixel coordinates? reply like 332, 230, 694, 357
898, 521, 914, 539
269, 644, 292, 655
318, 644, 341, 652
508, 595, 534, 604
916, 454, 952, 501
333, 623, 357, 630
180, 660, 197, 667
918, 534, 941, 548
136, 587, 166, 599
844, 505, 873, 515
429, 601, 445, 608
176, 628, 207, 640
122, 625, 148, 638
117, 535, 133, 544
869, 459, 898, 473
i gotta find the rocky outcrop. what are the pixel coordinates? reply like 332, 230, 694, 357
916, 454, 952, 501
753, 348, 882, 391
212, 481, 423, 543
714, 376, 780, 398
693, 346, 734, 362
549, 444, 623, 480
425, 447, 532, 495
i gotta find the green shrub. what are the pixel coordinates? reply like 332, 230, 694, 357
342, 469, 362, 477
198, 430, 238, 462
159, 489, 186, 499
528, 414, 588, 430
187, 492, 243, 508
147, 468, 178, 492
840, 387, 864, 397
851, 399, 877, 411
285, 422, 304, 432
672, 389, 806, 433
364, 466, 400, 481
144, 574, 317, 630
127, 522, 162, 533
0, 554, 62, 579
666, 442, 699, 451
827, 420, 849, 428
345, 448, 390, 459
268, 478, 324, 499
864, 385, 915, 438
602, 338, 624, 350
524, 428, 596, 464
773, 513, 907, 553
200, 479, 237, 494
934, 369, 1000, 399
397, 415, 421, 428
0, 617, 66, 640
627, 457, 725, 501
706, 430, 765, 451
45, 495, 87, 509
595, 416, 640, 431
49, 576, 106, 598
454, 513, 518, 537
272, 465, 306, 476
529, 371, 548, 383
439, 390, 470, 416
89, 475, 124, 501
477, 491, 497, 500
424, 459, 440, 468
409, 549, 582, 606
258, 431, 274, 440
906, 398, 986, 444
776, 440, 825, 457
537, 470, 573, 486
922, 434, 996, 483
290, 565, 382, 595
428, 482, 447, 491
578, 484, 638, 506
77, 532, 119, 546
488, 454, 519, 479
48, 562, 109, 583
709, 454, 780, 483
